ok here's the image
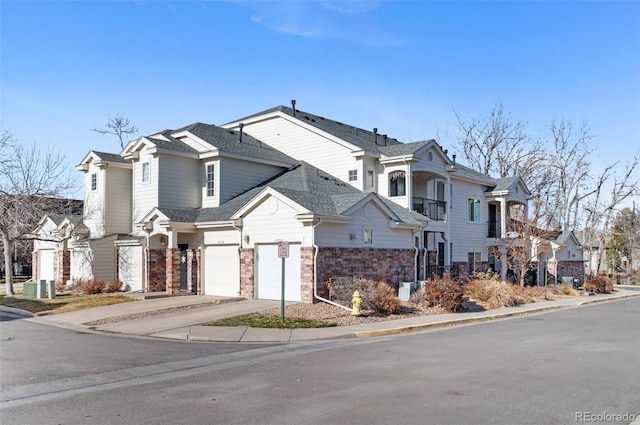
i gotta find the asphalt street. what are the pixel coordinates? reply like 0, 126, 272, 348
1, 297, 638, 425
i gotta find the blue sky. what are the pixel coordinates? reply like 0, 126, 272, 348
2, 1, 639, 199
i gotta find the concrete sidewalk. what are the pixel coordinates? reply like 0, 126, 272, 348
2, 289, 638, 343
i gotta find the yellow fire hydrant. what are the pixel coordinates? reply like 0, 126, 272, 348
351, 289, 362, 316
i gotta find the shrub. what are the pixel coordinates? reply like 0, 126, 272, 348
104, 279, 123, 293
464, 276, 540, 309
423, 273, 464, 312
583, 275, 613, 293
327, 277, 401, 314
373, 281, 401, 314
73, 278, 107, 295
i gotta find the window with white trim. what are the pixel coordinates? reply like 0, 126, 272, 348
389, 171, 406, 197
363, 229, 374, 245
366, 168, 375, 189
142, 162, 150, 183
348, 169, 358, 182
90, 173, 97, 191
206, 164, 215, 197
468, 198, 481, 222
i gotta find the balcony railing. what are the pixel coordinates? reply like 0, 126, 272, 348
413, 197, 446, 221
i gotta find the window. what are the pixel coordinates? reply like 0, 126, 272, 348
366, 168, 375, 189
142, 162, 150, 183
389, 171, 406, 197
468, 198, 481, 222
206, 164, 215, 197
363, 229, 373, 245
348, 169, 358, 182
90, 173, 97, 191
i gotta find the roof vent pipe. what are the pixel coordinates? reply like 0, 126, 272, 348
291, 99, 296, 117
383, 134, 388, 146
453, 154, 456, 166
373, 128, 378, 145
239, 123, 244, 143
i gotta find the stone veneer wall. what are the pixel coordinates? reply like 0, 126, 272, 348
239, 248, 254, 298
32, 251, 38, 282
53, 250, 70, 286
557, 261, 585, 285
148, 249, 166, 292
300, 247, 315, 302
165, 248, 181, 294
315, 248, 415, 297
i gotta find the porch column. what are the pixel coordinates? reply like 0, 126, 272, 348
500, 197, 507, 238
165, 248, 181, 294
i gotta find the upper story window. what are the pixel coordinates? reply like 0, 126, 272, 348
142, 162, 150, 183
366, 168, 375, 190
90, 173, 97, 191
468, 198, 481, 222
206, 164, 215, 197
389, 171, 406, 197
348, 169, 358, 182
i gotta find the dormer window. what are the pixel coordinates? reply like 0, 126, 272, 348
91, 173, 97, 191
389, 171, 406, 197
142, 162, 150, 183
348, 169, 358, 182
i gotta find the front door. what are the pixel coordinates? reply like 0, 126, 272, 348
178, 244, 188, 291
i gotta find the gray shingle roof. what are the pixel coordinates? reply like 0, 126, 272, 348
492, 176, 520, 192
148, 134, 200, 155
186, 123, 297, 165
230, 105, 404, 153
90, 151, 128, 163
159, 162, 425, 225
449, 163, 498, 188
378, 140, 434, 157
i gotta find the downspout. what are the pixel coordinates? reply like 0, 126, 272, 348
414, 229, 420, 283
312, 218, 351, 311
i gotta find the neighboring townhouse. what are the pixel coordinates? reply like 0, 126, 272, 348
537, 230, 585, 286
32, 213, 83, 286
33, 103, 576, 300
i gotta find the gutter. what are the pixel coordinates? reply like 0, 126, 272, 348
312, 218, 352, 312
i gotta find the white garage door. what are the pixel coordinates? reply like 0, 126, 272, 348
38, 250, 55, 282
257, 244, 301, 302
204, 245, 240, 297
118, 246, 143, 292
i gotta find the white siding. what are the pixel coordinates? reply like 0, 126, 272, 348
219, 157, 286, 205
241, 117, 360, 186
158, 155, 199, 209
83, 162, 106, 238
242, 196, 309, 246
449, 178, 488, 262
71, 248, 93, 282
104, 167, 132, 235
132, 149, 158, 223
315, 202, 413, 249
118, 245, 143, 291
204, 229, 240, 245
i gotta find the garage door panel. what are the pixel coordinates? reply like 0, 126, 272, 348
204, 246, 239, 297
257, 244, 301, 302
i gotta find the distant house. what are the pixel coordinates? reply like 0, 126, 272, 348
33, 103, 554, 300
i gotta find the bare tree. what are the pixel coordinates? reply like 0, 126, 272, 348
454, 102, 545, 178
582, 153, 640, 275
0, 134, 77, 296
92, 114, 138, 150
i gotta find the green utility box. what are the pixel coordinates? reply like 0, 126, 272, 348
22, 282, 37, 299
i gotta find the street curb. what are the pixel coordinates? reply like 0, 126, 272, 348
0, 305, 35, 317
576, 293, 640, 306
352, 305, 568, 338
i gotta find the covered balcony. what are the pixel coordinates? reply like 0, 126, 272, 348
413, 197, 446, 221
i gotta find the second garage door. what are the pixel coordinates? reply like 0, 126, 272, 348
257, 244, 301, 302
204, 245, 240, 297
